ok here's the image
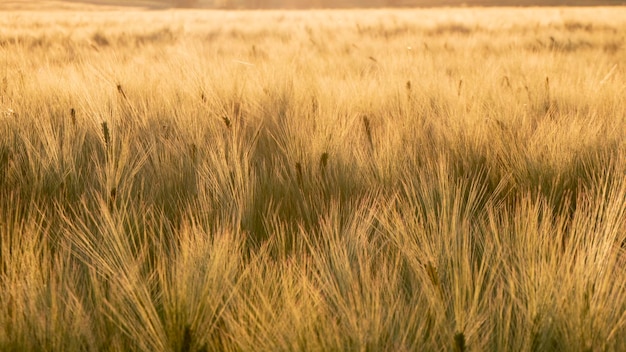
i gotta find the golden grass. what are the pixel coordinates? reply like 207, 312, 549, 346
1, 7, 625, 351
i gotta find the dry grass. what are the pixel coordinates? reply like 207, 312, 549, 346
1, 7, 625, 351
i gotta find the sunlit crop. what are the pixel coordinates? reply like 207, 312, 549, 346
1, 6, 625, 351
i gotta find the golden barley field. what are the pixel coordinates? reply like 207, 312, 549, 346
1, 4, 625, 351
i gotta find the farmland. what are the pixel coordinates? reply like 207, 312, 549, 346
1, 5, 625, 351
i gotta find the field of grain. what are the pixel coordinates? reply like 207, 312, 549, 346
1, 6, 625, 351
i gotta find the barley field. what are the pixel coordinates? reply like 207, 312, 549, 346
1, 5, 625, 351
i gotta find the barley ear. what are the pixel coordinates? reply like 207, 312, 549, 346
319, 152, 329, 177
108, 187, 116, 211
181, 324, 192, 352
101, 121, 110, 149
425, 262, 439, 288
295, 162, 303, 186
454, 332, 466, 352
544, 76, 552, 113
363, 116, 374, 150
222, 116, 231, 129
116, 83, 128, 100
70, 108, 76, 127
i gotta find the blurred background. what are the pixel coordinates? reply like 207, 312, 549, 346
208, 0, 624, 8
11, 0, 622, 9
171, 0, 625, 8
158, 0, 626, 7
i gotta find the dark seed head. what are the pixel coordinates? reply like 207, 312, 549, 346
101, 122, 110, 148
363, 116, 373, 149
116, 84, 128, 100
108, 187, 117, 210
295, 162, 303, 186
181, 325, 192, 352
454, 332, 466, 352
190, 143, 198, 162
363, 116, 371, 132
222, 116, 231, 128
425, 262, 439, 288
319, 152, 329, 173
70, 108, 76, 126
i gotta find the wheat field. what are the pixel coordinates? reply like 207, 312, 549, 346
1, 6, 625, 351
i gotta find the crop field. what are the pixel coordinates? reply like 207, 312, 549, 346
1, 5, 625, 351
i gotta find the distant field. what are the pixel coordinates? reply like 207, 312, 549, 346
1, 0, 625, 10
0, 0, 165, 10
1, 7, 625, 352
